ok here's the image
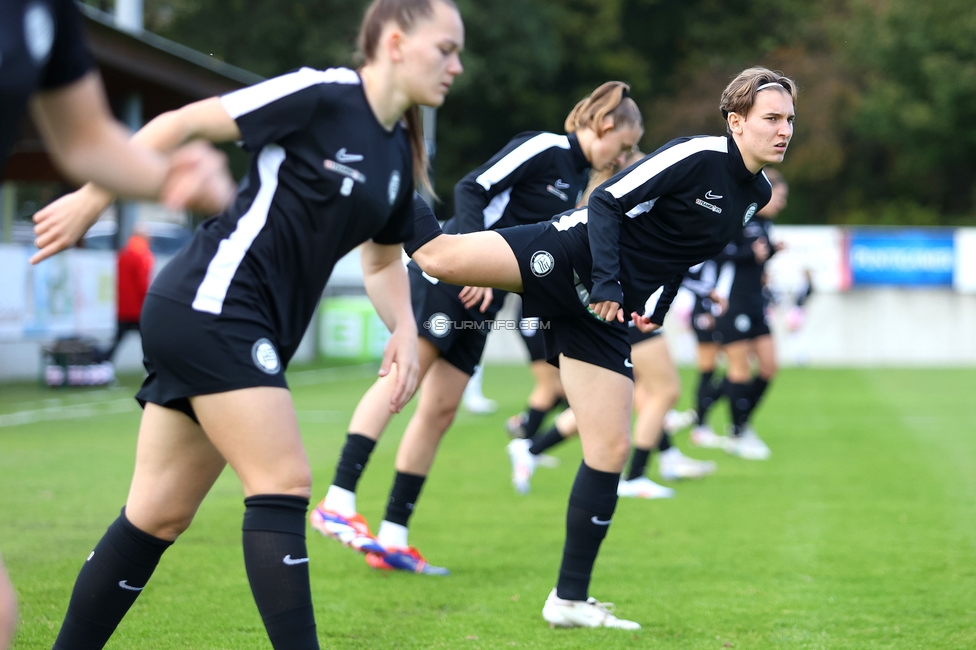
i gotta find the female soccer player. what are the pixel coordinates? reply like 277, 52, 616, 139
508, 151, 721, 497
405, 67, 796, 629
713, 168, 788, 459
311, 83, 643, 573
41, 1, 465, 648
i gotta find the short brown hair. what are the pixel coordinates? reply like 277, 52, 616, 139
720, 67, 797, 134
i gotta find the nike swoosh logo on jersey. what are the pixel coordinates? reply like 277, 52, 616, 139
591, 516, 612, 526
283, 555, 309, 566
624, 359, 633, 368
554, 179, 570, 189
546, 185, 569, 201
118, 580, 144, 592
336, 148, 364, 163
705, 190, 723, 200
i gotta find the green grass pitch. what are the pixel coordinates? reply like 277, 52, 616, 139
1, 364, 975, 648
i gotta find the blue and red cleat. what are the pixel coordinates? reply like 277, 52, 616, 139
365, 546, 450, 575
309, 505, 385, 555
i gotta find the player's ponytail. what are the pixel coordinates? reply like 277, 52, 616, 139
564, 81, 643, 136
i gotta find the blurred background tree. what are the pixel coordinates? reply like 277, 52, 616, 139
86, 0, 976, 225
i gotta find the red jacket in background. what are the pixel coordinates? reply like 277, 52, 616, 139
117, 235, 154, 322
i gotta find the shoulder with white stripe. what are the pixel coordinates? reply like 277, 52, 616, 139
475, 132, 571, 191
606, 136, 728, 199
221, 67, 360, 119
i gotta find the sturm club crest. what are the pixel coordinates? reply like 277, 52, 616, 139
530, 251, 555, 277
735, 314, 752, 332
743, 203, 758, 225
24, 1, 55, 64
388, 171, 401, 205
252, 338, 281, 374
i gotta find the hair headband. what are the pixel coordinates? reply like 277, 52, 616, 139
757, 82, 784, 92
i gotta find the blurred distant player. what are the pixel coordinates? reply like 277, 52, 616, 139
710, 168, 788, 459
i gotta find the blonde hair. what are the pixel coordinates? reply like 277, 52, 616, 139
565, 82, 643, 136
719, 67, 798, 134
356, 0, 458, 196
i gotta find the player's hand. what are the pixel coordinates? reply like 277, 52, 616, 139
30, 185, 113, 264
774, 241, 786, 252
588, 300, 624, 323
459, 286, 493, 313
709, 290, 728, 316
160, 141, 235, 215
752, 238, 771, 263
630, 312, 661, 333
379, 325, 420, 413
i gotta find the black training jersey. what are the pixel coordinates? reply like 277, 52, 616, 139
149, 67, 414, 365
0, 0, 94, 170
723, 216, 776, 311
451, 131, 589, 234
577, 135, 771, 322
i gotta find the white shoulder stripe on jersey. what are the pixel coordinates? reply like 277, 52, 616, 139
192, 145, 286, 315
606, 137, 727, 199
483, 188, 512, 229
552, 208, 588, 232
220, 67, 360, 119
475, 133, 570, 191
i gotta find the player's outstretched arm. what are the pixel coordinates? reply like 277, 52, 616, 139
30, 96, 239, 264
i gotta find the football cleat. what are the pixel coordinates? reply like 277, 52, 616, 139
617, 476, 675, 499
507, 438, 537, 494
365, 546, 450, 575
505, 412, 529, 439
542, 589, 641, 630
663, 408, 698, 433
658, 447, 717, 480
309, 505, 385, 555
689, 425, 730, 449
726, 428, 771, 460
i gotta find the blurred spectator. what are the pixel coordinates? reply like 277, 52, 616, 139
104, 226, 154, 362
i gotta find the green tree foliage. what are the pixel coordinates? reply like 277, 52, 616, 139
117, 0, 976, 224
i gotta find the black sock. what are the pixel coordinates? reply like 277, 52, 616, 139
556, 462, 620, 601
523, 406, 548, 439
747, 377, 771, 419
694, 370, 714, 423
403, 198, 443, 257
332, 433, 376, 492
53, 509, 172, 650
625, 447, 651, 481
727, 381, 752, 435
242, 495, 318, 650
384, 472, 427, 527
657, 431, 672, 452
529, 425, 566, 456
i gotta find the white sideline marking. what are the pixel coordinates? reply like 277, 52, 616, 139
0, 399, 137, 428
0, 365, 376, 428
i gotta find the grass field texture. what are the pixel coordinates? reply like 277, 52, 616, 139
1, 364, 975, 649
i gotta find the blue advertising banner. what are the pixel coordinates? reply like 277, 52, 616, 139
847, 230, 955, 287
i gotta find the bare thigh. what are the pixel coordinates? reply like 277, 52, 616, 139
724, 340, 754, 383
631, 336, 680, 448
190, 387, 311, 499
559, 356, 633, 472
697, 341, 719, 372
395, 358, 470, 475
125, 404, 226, 541
528, 360, 563, 409
348, 338, 442, 439
413, 231, 523, 292
752, 334, 777, 379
